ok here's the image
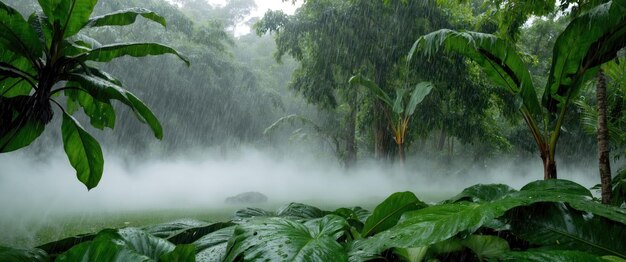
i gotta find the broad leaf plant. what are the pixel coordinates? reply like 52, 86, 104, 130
0, 0, 190, 189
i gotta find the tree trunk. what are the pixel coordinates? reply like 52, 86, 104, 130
437, 130, 446, 151
597, 69, 612, 204
397, 142, 405, 164
344, 91, 357, 168
374, 101, 389, 160
542, 148, 557, 180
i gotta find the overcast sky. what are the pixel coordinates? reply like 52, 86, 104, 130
209, 0, 301, 35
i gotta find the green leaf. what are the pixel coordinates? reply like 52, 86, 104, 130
410, 29, 541, 119
498, 250, 606, 262
393, 89, 407, 114
66, 89, 116, 130
0, 246, 48, 262
117, 228, 175, 259
0, 61, 36, 85
193, 226, 234, 262
335, 207, 370, 224
460, 235, 509, 260
357, 180, 626, 256
520, 179, 592, 197
86, 43, 190, 67
61, 111, 104, 190
28, 12, 53, 49
142, 219, 210, 239
349, 75, 393, 108
67, 73, 163, 139
56, 229, 154, 262
159, 245, 196, 262
51, 0, 98, 38
36, 232, 96, 257
224, 215, 349, 262
447, 184, 518, 203
87, 8, 166, 28
544, 1, 626, 112
66, 73, 129, 102
0, 118, 45, 153
405, 82, 433, 116
233, 207, 276, 220
508, 203, 626, 259
126, 92, 163, 140
393, 247, 428, 262
0, 2, 42, 62
362, 191, 427, 237
277, 202, 328, 220
166, 222, 234, 245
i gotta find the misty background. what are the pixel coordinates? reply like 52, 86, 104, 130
0, 0, 619, 248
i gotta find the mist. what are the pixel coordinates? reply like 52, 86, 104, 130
0, 147, 600, 247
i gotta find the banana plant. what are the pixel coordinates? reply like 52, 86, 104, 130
0, 0, 189, 189
349, 75, 433, 162
409, 0, 626, 179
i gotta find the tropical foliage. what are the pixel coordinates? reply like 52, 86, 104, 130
2, 179, 625, 261
349, 75, 433, 162
410, 0, 626, 179
0, 0, 189, 189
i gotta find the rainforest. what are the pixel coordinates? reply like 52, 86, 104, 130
0, 0, 625, 261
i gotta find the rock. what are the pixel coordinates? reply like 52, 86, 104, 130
225, 192, 268, 204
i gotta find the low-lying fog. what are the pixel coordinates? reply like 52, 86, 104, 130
0, 147, 600, 246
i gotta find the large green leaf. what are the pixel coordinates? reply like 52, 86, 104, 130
349, 75, 393, 108
277, 202, 329, 220
544, 0, 626, 111
160, 245, 196, 262
28, 12, 53, 50
86, 43, 190, 67
61, 111, 104, 190
233, 207, 276, 220
87, 8, 166, 28
356, 180, 626, 256
460, 235, 509, 260
193, 226, 235, 262
362, 191, 427, 237
37, 232, 96, 257
224, 215, 349, 262
126, 92, 163, 140
166, 222, 234, 245
66, 89, 116, 130
0, 246, 48, 262
142, 219, 210, 239
49, 0, 98, 38
393, 88, 407, 114
446, 184, 517, 203
67, 73, 163, 139
410, 29, 541, 119
393, 247, 428, 262
520, 179, 592, 197
56, 228, 185, 262
56, 229, 153, 262
405, 82, 433, 116
117, 228, 175, 260
497, 250, 607, 262
0, 2, 42, 62
0, 62, 36, 86
0, 118, 45, 153
508, 203, 626, 259
0, 96, 45, 153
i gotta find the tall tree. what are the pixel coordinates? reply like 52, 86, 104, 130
256, 0, 448, 162
411, 0, 626, 179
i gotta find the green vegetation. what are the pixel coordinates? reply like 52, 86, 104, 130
2, 179, 625, 261
1, 0, 626, 261
0, 0, 188, 189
